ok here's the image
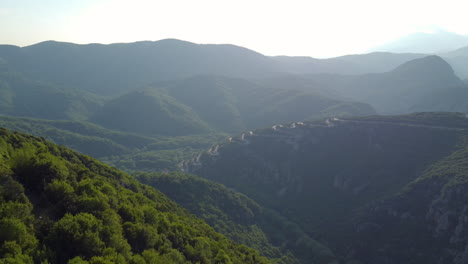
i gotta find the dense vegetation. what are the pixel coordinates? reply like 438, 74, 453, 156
91, 89, 213, 136
0, 128, 270, 263
135, 172, 336, 264
0, 67, 102, 121
0, 115, 226, 172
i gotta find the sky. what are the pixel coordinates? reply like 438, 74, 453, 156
1, 0, 468, 58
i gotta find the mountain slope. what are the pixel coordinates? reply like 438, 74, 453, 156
154, 76, 246, 132
0, 115, 226, 172
94, 75, 375, 135
441, 45, 468, 79
156, 75, 376, 131
0, 115, 155, 157
186, 112, 468, 263
0, 67, 103, 121
0, 127, 270, 263
135, 172, 337, 264
349, 141, 468, 263
342, 55, 467, 114
263, 56, 468, 114
0, 40, 279, 95
91, 89, 212, 136
0, 40, 429, 96
272, 52, 425, 75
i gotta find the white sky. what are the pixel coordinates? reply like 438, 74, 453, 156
1, 0, 468, 58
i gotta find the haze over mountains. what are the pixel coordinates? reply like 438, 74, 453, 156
91, 76, 374, 136
1, 35, 468, 264
265, 56, 468, 114
0, 39, 438, 95
370, 30, 468, 54
1, 39, 467, 119
370, 30, 468, 79
442, 46, 468, 80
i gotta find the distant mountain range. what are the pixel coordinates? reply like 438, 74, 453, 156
368, 30, 468, 79
0, 39, 429, 95
441, 46, 468, 79
370, 30, 468, 54
264, 55, 468, 114
0, 39, 467, 119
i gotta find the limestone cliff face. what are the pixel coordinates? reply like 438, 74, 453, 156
355, 146, 468, 264
186, 113, 468, 263
429, 184, 468, 264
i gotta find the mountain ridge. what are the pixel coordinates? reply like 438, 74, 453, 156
186, 112, 468, 263
264, 55, 468, 114
0, 39, 430, 95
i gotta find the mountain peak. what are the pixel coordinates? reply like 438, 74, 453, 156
391, 55, 457, 78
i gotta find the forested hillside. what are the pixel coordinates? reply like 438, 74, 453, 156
0, 128, 271, 263
0, 63, 103, 121
92, 76, 374, 135
0, 115, 226, 172
135, 172, 336, 264
91, 88, 213, 136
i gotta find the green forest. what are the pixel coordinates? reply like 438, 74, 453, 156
135, 172, 335, 264
0, 128, 269, 263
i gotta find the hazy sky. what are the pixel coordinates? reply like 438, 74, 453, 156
1, 0, 467, 57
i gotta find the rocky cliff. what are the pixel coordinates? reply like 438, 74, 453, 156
186, 112, 468, 263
